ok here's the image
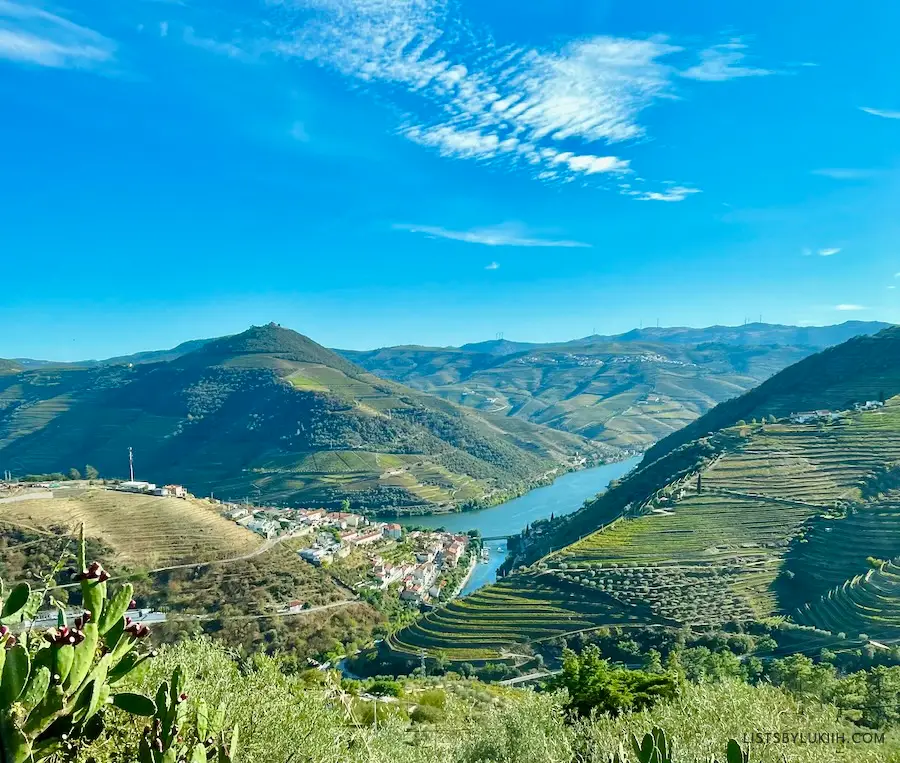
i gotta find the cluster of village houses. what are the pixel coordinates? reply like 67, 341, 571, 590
789, 399, 885, 424
220, 505, 472, 605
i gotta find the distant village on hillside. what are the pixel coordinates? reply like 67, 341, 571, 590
219, 503, 475, 605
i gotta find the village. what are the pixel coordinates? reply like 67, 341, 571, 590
0, 470, 479, 607
219, 502, 477, 606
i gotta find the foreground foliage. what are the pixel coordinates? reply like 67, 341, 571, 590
70, 639, 900, 763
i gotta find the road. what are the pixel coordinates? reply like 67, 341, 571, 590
498, 669, 560, 686
22, 599, 357, 631
52, 531, 299, 591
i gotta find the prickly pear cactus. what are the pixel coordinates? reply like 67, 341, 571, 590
724, 738, 749, 763
630, 727, 673, 763
138, 666, 239, 763
0, 527, 156, 762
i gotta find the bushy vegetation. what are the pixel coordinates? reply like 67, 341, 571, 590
70, 639, 899, 763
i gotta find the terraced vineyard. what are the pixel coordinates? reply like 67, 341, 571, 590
389, 399, 900, 660
388, 577, 651, 662
795, 560, 900, 639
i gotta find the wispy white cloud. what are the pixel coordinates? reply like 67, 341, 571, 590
0, 0, 115, 69
289, 121, 310, 141
623, 185, 701, 202
394, 222, 591, 248
183, 26, 252, 60
159, 20, 168, 38
268, 1, 770, 195
812, 168, 879, 180
889, 285, 896, 290
860, 106, 900, 120
835, 304, 867, 311
818, 247, 841, 256
680, 40, 773, 82
485, 261, 499, 270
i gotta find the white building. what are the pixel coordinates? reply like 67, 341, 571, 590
119, 481, 155, 494
246, 519, 278, 538
225, 507, 251, 521
299, 547, 335, 566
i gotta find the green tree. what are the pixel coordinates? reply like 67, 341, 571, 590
68, 467, 82, 480
85, 464, 100, 481
550, 647, 676, 718
339, 498, 351, 512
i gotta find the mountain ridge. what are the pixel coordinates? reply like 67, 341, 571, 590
0, 324, 600, 512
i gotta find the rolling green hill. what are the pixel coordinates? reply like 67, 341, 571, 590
342, 322, 889, 451
389, 328, 900, 661
0, 324, 601, 512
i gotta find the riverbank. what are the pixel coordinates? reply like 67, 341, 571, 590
450, 553, 478, 599
373, 452, 639, 519
398, 457, 641, 596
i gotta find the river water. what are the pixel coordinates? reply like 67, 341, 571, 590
399, 456, 641, 596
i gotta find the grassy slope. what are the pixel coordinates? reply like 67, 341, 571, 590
0, 325, 600, 512
104, 639, 898, 763
391, 400, 900, 660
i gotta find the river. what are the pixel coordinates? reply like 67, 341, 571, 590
399, 456, 641, 596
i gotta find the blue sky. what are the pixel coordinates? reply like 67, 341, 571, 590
1, 0, 899, 360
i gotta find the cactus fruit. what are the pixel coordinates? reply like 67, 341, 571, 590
0, 528, 156, 763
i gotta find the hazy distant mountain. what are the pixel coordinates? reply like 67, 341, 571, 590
0, 324, 599, 511
343, 321, 891, 451
12, 338, 215, 369
582, 321, 893, 349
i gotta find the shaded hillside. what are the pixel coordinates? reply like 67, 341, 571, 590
643, 326, 900, 466
0, 324, 600, 512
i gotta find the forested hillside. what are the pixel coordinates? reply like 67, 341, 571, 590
0, 325, 600, 512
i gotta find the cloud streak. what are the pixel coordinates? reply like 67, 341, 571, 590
812, 168, 879, 180
860, 106, 900, 120
0, 0, 115, 69
835, 304, 866, 311
394, 222, 591, 248
622, 185, 701, 202
818, 248, 841, 256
